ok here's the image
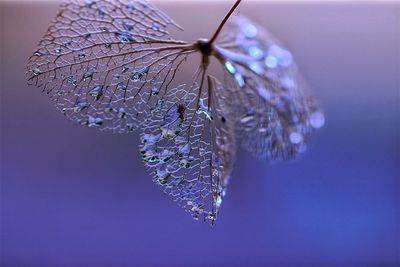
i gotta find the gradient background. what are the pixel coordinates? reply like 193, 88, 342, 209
1, 1, 399, 266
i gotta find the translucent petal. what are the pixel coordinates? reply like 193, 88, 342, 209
215, 15, 324, 160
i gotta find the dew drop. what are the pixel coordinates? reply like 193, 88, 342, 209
289, 132, 303, 144
240, 114, 254, 124
225, 61, 236, 74
127, 2, 135, 12
160, 127, 179, 139
279, 49, 293, 67
117, 107, 126, 119
152, 22, 160, 31
151, 87, 160, 95
141, 133, 160, 144
142, 150, 159, 163
265, 55, 278, 69
216, 195, 222, 207
159, 149, 174, 162
78, 52, 86, 60
155, 169, 170, 185
100, 26, 109, 32
117, 82, 127, 91
179, 158, 193, 168
243, 22, 257, 38
234, 73, 245, 88
249, 62, 264, 75
89, 85, 103, 100
31, 67, 41, 76
74, 101, 89, 113
257, 86, 271, 101
196, 99, 213, 121
66, 76, 77, 85
87, 116, 103, 127
54, 48, 62, 54
248, 45, 264, 59
178, 143, 190, 156
83, 69, 94, 81
281, 75, 295, 90
131, 71, 143, 82
309, 111, 325, 129
116, 30, 135, 43
122, 66, 129, 73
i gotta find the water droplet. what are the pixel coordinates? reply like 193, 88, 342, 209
118, 107, 126, 119
127, 2, 135, 12
242, 22, 257, 38
152, 22, 160, 31
248, 45, 264, 59
54, 48, 62, 54
266, 45, 293, 68
116, 30, 135, 43
178, 143, 190, 156
117, 82, 127, 91
31, 67, 41, 76
64, 41, 72, 47
257, 86, 271, 101
90, 85, 103, 100
141, 133, 160, 145
142, 150, 159, 163
151, 87, 160, 95
289, 132, 303, 144
87, 116, 103, 127
240, 114, 254, 124
100, 26, 109, 32
122, 66, 129, 73
249, 62, 264, 75
281, 75, 295, 89
85, 0, 94, 7
67, 76, 77, 85
98, 9, 106, 18
279, 49, 293, 67
155, 169, 170, 185
131, 71, 143, 82
196, 99, 213, 121
225, 61, 236, 74
309, 111, 325, 129
179, 158, 192, 168
74, 101, 89, 112
160, 127, 179, 139
123, 22, 134, 31
127, 123, 135, 132
216, 195, 222, 207
33, 51, 42, 56
78, 52, 86, 60
159, 149, 174, 162
83, 69, 94, 81
234, 73, 245, 88
265, 55, 278, 69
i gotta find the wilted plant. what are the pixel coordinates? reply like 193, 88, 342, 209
27, 0, 325, 223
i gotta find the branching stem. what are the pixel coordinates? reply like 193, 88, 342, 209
208, 0, 242, 45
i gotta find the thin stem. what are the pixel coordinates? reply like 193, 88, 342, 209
208, 0, 242, 45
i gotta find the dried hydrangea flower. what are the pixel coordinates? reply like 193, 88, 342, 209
27, 0, 324, 223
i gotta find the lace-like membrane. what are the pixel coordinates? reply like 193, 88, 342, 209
27, 0, 324, 222
27, 0, 191, 132
215, 16, 323, 160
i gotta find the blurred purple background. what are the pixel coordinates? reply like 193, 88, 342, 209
1, 1, 399, 266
